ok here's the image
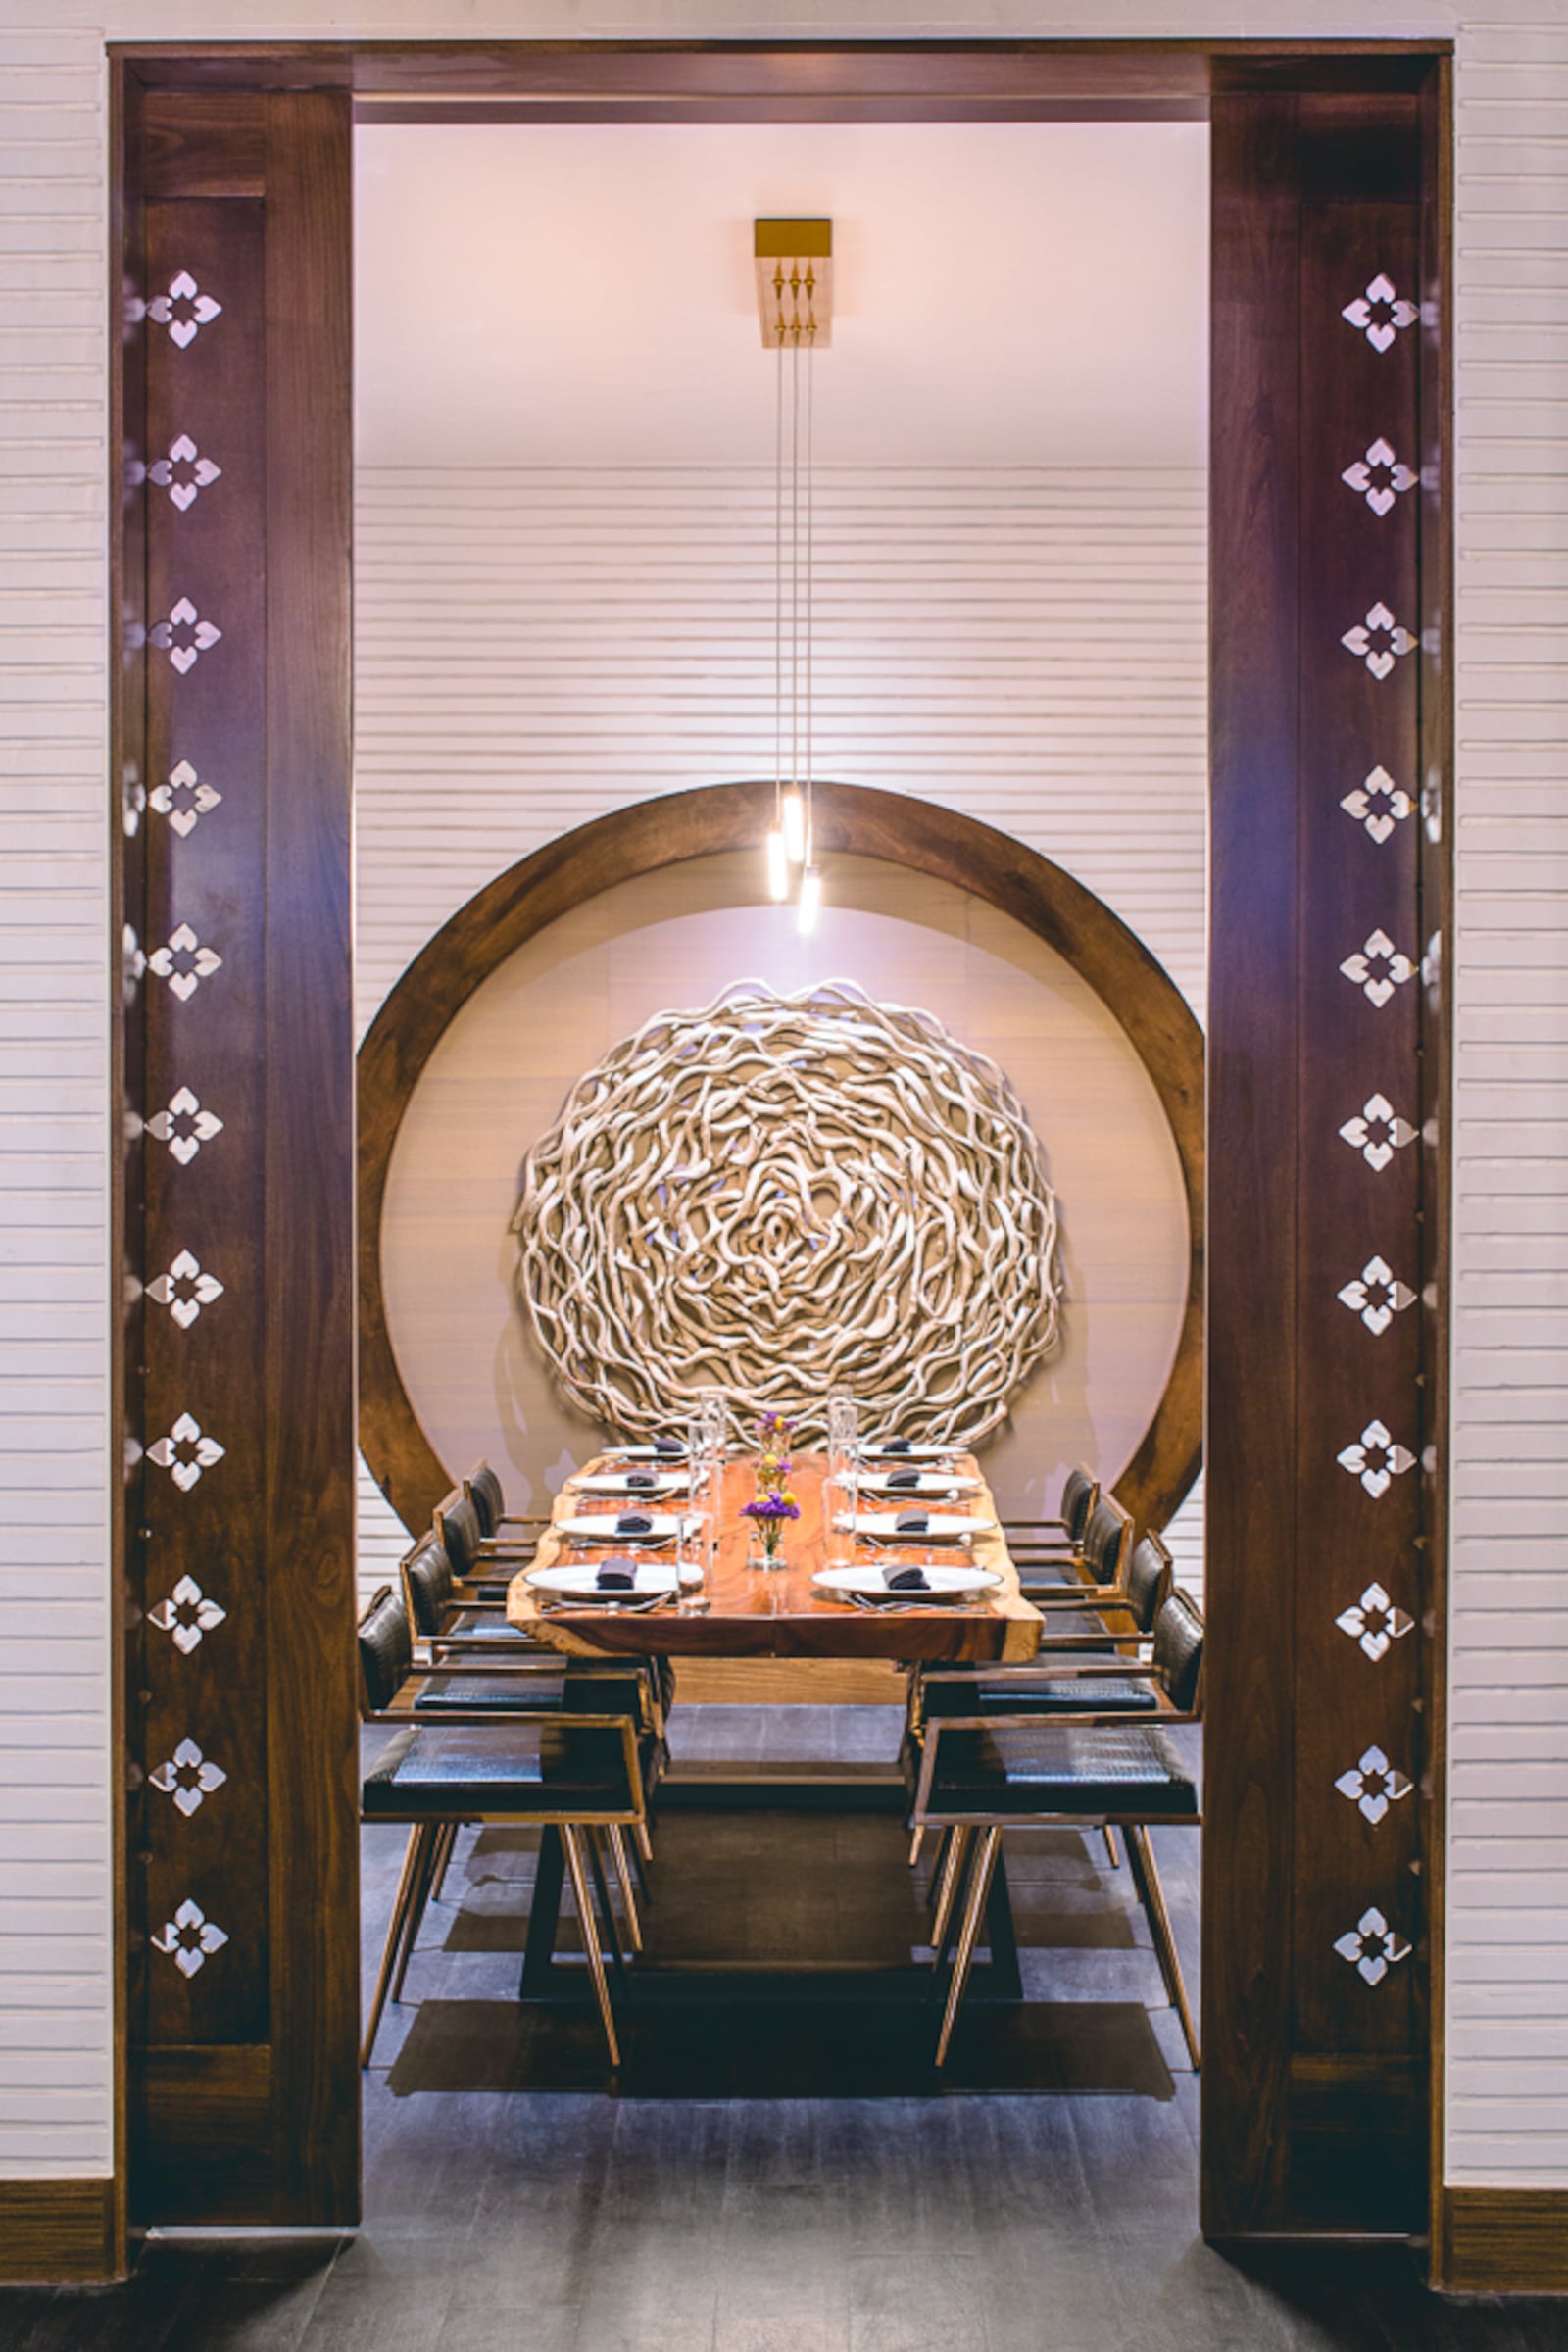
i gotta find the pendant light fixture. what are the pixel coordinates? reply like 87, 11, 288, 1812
755, 220, 831, 932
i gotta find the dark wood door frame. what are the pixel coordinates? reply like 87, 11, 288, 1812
109, 35, 1453, 2257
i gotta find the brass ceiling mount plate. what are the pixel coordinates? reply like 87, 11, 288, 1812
755, 217, 832, 348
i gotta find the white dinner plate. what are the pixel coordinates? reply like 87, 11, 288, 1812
527, 1561, 681, 1601
599, 1445, 689, 1462
856, 1471, 981, 1497
854, 1443, 966, 1463
812, 1565, 1001, 1604
846, 1510, 994, 1543
571, 1471, 689, 1496
557, 1512, 685, 1544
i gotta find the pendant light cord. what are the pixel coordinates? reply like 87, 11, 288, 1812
774, 327, 784, 827
806, 334, 814, 863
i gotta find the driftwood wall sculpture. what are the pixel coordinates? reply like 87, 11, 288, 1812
511, 979, 1062, 1447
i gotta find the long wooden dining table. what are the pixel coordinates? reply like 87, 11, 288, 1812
500, 1450, 1042, 2021
504, 1450, 1044, 1664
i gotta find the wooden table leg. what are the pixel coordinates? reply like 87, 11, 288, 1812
979, 1844, 1023, 2002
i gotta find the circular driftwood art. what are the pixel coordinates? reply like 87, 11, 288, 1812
511, 979, 1062, 1447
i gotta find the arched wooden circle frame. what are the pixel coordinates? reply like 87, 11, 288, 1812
358, 777, 1205, 1536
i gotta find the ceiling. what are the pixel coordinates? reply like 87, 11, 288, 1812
354, 122, 1208, 470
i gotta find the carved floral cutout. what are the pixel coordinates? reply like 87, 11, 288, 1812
1333, 1906, 1411, 1985
1341, 601, 1416, 681
147, 270, 221, 350
1337, 1255, 1416, 1337
147, 1574, 226, 1655
149, 1738, 227, 1819
1341, 764, 1412, 845
147, 1411, 225, 1494
1341, 437, 1416, 516
149, 595, 221, 676
147, 1249, 224, 1331
1337, 1420, 1416, 1499
148, 922, 221, 1003
1335, 1581, 1414, 1663
1334, 1745, 1413, 1827
152, 1897, 229, 1978
150, 759, 222, 839
1340, 929, 1414, 1010
1339, 1093, 1416, 1173
1341, 273, 1417, 354
145, 1086, 223, 1166
148, 433, 221, 512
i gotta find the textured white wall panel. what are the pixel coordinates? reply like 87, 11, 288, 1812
0, 0, 1562, 2201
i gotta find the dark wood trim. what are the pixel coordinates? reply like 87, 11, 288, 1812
0, 2180, 122, 2286
1202, 88, 1302, 2236
106, 56, 138, 2290
1418, 51, 1456, 2268
1438, 2189, 1568, 2295
356, 777, 1205, 1545
261, 89, 360, 2227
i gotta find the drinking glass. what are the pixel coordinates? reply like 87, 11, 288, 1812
824, 1463, 859, 1572
676, 1509, 712, 1613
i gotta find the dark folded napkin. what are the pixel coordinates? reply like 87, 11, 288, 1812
594, 1559, 637, 1592
624, 1472, 657, 1492
886, 1566, 931, 1592
615, 1512, 654, 1535
894, 1510, 930, 1536
880, 1437, 912, 1455
885, 1469, 922, 1491
654, 1436, 683, 1457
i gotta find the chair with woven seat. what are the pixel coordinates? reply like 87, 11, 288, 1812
358, 1583, 655, 2069
464, 1458, 552, 1553
1012, 1491, 1133, 1602
909, 1588, 1204, 2069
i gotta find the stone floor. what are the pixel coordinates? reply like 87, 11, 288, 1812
5, 1709, 1565, 2349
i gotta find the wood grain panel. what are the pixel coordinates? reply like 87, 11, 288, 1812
1439, 2187, 1568, 2294
1202, 89, 1302, 2239
260, 89, 358, 2228
0, 2180, 120, 2286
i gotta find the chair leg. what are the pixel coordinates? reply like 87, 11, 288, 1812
929, 1825, 972, 1961
634, 1818, 654, 1865
391, 1819, 443, 2003
1127, 1823, 1200, 2071
562, 1823, 620, 2067
586, 1829, 626, 1981
362, 1823, 427, 2069
924, 1824, 953, 1908
1102, 1825, 1120, 1870
607, 1824, 643, 1955
936, 1826, 1002, 2068
431, 1820, 460, 1903
908, 1823, 926, 1868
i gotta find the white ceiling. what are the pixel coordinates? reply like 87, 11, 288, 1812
355, 122, 1208, 470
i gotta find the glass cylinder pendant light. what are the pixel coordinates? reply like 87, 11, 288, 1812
756, 220, 831, 933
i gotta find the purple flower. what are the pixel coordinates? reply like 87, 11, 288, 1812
741, 1494, 801, 1523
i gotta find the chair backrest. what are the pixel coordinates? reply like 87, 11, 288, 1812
434, 1490, 484, 1582
465, 1459, 507, 1542
358, 1584, 413, 1716
1152, 1589, 1204, 1714
1059, 1465, 1099, 1547
401, 1530, 455, 1637
1124, 1531, 1173, 1632
1082, 1494, 1132, 1585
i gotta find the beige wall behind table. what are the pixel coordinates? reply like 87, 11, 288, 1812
380, 849, 1189, 1533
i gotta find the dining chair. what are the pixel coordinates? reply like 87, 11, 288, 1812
465, 1458, 552, 1550
999, 1464, 1099, 1559
1012, 1492, 1133, 1601
909, 1588, 1204, 2069
358, 1584, 656, 2069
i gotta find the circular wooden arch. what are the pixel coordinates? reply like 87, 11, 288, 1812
358, 777, 1204, 1537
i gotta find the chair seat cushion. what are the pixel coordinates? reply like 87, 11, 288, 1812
445, 1611, 532, 1642
362, 1724, 649, 1818
413, 1672, 567, 1714
925, 1724, 1199, 1819
923, 1675, 1159, 1719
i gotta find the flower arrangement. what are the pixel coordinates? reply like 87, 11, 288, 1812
742, 1414, 800, 1565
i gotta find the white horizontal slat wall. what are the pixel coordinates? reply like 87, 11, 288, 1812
0, 20, 113, 2180
1446, 15, 1568, 2185
351, 462, 1210, 1601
